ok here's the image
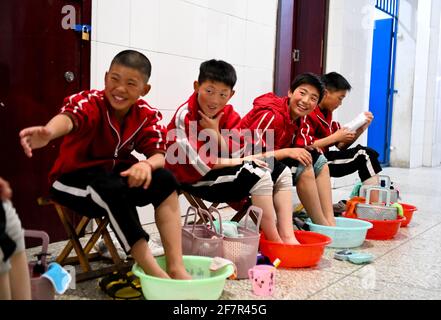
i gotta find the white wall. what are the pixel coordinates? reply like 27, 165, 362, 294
389, 0, 417, 167
326, 0, 377, 139
423, 0, 441, 167
91, 0, 279, 223
91, 0, 278, 123
327, 0, 441, 171
390, 0, 441, 168
325, 0, 378, 187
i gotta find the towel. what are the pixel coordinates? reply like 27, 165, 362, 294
209, 257, 237, 280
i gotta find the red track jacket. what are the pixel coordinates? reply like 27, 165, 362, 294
239, 93, 300, 151
293, 106, 341, 153
49, 90, 167, 184
165, 92, 242, 184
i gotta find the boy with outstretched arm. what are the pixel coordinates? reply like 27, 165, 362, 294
19, 50, 190, 279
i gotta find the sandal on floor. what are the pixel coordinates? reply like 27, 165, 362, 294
293, 216, 310, 231
99, 271, 142, 300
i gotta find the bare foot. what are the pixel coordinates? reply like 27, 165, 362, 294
328, 217, 337, 227
263, 233, 284, 243
281, 235, 300, 245
143, 267, 170, 279
168, 268, 192, 280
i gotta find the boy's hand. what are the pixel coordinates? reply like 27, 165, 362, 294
285, 148, 313, 166
120, 161, 153, 189
198, 110, 224, 132
334, 128, 356, 144
19, 126, 52, 158
249, 158, 269, 169
305, 145, 323, 154
0, 177, 12, 201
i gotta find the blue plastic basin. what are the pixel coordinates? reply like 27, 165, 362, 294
305, 217, 373, 248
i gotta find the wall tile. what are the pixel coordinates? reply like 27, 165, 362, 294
96, 0, 130, 46
226, 16, 247, 66
206, 10, 229, 60
247, 0, 278, 27
130, 0, 160, 51
245, 22, 276, 69
242, 67, 273, 116
208, 0, 248, 19
159, 0, 207, 59
154, 53, 200, 111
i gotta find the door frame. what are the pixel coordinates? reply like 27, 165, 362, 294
79, 0, 92, 90
368, 0, 400, 165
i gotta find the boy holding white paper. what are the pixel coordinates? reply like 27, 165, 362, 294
294, 72, 382, 191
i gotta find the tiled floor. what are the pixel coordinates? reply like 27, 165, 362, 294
26, 166, 441, 300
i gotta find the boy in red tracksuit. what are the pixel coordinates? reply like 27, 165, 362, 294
240, 73, 336, 226
19, 50, 190, 280
166, 59, 299, 244
293, 72, 382, 193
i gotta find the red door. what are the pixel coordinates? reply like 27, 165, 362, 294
274, 0, 327, 96
291, 0, 328, 80
0, 1, 91, 242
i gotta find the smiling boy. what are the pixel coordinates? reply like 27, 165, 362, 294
19, 50, 190, 279
166, 59, 299, 244
293, 72, 382, 193
240, 73, 336, 226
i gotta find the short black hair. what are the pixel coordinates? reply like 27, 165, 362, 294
110, 50, 152, 83
198, 59, 237, 89
290, 73, 325, 104
321, 72, 352, 92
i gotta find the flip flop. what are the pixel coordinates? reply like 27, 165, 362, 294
99, 271, 142, 300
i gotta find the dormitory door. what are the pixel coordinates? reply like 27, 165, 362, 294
0, 0, 91, 242
367, 18, 394, 165
291, 0, 328, 80
274, 0, 328, 96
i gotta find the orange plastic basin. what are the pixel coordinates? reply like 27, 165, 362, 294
360, 216, 406, 240
399, 203, 417, 227
259, 231, 331, 268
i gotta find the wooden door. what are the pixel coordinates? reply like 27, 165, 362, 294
291, 0, 328, 80
275, 0, 328, 96
0, 0, 91, 242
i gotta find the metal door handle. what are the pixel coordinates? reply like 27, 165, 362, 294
64, 71, 75, 83
292, 49, 300, 62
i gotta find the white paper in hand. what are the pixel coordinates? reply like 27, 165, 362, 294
343, 113, 368, 132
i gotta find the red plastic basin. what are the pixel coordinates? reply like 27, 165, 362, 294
360, 216, 406, 240
259, 231, 331, 268
399, 203, 417, 227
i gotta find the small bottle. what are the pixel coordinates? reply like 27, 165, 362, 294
344, 113, 368, 132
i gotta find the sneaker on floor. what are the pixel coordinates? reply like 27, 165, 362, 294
293, 216, 310, 231
149, 238, 164, 257
293, 203, 304, 214
95, 240, 127, 260
333, 200, 347, 216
